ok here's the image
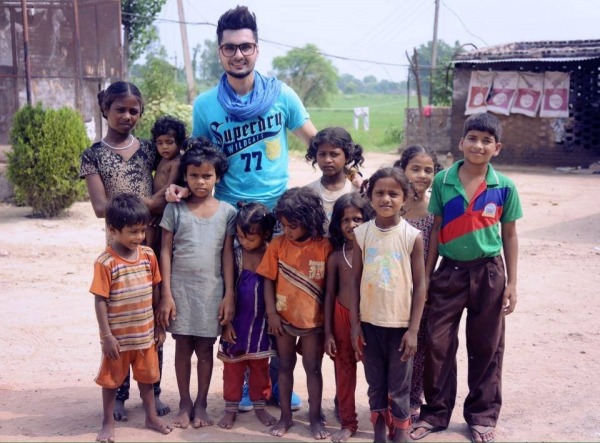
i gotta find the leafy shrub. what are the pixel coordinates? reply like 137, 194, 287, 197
7, 104, 90, 217
135, 98, 192, 140
383, 126, 404, 146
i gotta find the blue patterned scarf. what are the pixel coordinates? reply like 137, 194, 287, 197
217, 71, 282, 122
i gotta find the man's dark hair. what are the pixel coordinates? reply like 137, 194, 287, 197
216, 6, 258, 44
105, 193, 150, 231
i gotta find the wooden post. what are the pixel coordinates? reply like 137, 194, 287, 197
177, 0, 196, 103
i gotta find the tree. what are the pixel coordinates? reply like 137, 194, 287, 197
121, 0, 167, 72
410, 39, 466, 105
272, 44, 338, 107
198, 38, 222, 84
130, 51, 191, 139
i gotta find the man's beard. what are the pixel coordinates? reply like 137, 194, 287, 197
225, 69, 252, 79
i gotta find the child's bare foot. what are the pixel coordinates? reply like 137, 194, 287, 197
269, 418, 294, 437
331, 428, 354, 442
171, 400, 193, 428
192, 404, 213, 428
145, 415, 173, 435
255, 408, 277, 426
155, 396, 171, 416
96, 421, 115, 443
310, 419, 330, 440
113, 400, 127, 422
217, 411, 237, 429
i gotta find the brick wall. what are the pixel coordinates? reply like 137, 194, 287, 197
402, 107, 453, 153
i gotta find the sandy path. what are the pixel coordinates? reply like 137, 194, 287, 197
0, 153, 599, 442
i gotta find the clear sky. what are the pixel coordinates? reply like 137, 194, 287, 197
156, 0, 599, 85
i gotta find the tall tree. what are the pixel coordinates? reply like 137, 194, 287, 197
121, 0, 167, 74
410, 39, 466, 105
198, 38, 222, 84
272, 44, 338, 107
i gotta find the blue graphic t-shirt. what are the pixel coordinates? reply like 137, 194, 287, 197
192, 82, 309, 209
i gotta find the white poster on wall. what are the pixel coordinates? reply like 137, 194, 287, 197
486, 71, 519, 116
540, 72, 570, 118
511, 72, 544, 117
465, 71, 494, 115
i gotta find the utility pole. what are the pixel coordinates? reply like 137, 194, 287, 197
429, 0, 440, 106
177, 0, 196, 103
21, 0, 32, 105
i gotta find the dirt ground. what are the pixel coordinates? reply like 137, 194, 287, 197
1, 152, 599, 442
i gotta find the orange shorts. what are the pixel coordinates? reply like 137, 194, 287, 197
95, 344, 159, 389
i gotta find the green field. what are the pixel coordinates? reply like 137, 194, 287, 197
289, 93, 417, 154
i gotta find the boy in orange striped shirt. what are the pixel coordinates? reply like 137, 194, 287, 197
91, 194, 173, 442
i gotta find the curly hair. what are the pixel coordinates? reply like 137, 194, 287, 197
306, 127, 365, 171
151, 115, 187, 147
97, 81, 143, 119
236, 202, 277, 241
176, 137, 229, 185
328, 192, 374, 249
274, 187, 327, 239
365, 167, 410, 202
105, 193, 150, 231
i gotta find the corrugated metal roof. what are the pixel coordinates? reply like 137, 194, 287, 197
453, 39, 600, 62
453, 56, 600, 64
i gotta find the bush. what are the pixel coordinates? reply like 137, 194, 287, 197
383, 126, 404, 146
7, 104, 90, 217
135, 98, 192, 140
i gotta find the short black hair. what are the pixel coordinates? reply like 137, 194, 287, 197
216, 5, 258, 44
105, 193, 150, 231
97, 81, 144, 119
462, 113, 503, 142
151, 115, 187, 146
177, 137, 229, 185
328, 192, 374, 248
274, 187, 327, 240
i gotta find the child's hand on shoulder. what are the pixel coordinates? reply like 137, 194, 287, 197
222, 323, 236, 344
399, 330, 417, 362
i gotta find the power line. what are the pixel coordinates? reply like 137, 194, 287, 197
124, 11, 411, 69
441, 1, 488, 46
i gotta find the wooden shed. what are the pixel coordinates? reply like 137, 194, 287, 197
0, 0, 122, 145
451, 39, 600, 167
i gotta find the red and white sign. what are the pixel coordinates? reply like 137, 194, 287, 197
465, 71, 494, 115
486, 71, 519, 116
540, 72, 570, 118
511, 72, 544, 117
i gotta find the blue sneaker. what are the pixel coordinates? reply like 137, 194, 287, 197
238, 381, 253, 412
271, 383, 303, 411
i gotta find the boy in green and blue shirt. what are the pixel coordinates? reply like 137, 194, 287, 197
411, 113, 522, 443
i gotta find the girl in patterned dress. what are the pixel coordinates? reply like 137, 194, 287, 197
79, 81, 170, 420
393, 146, 442, 424
216, 202, 278, 430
